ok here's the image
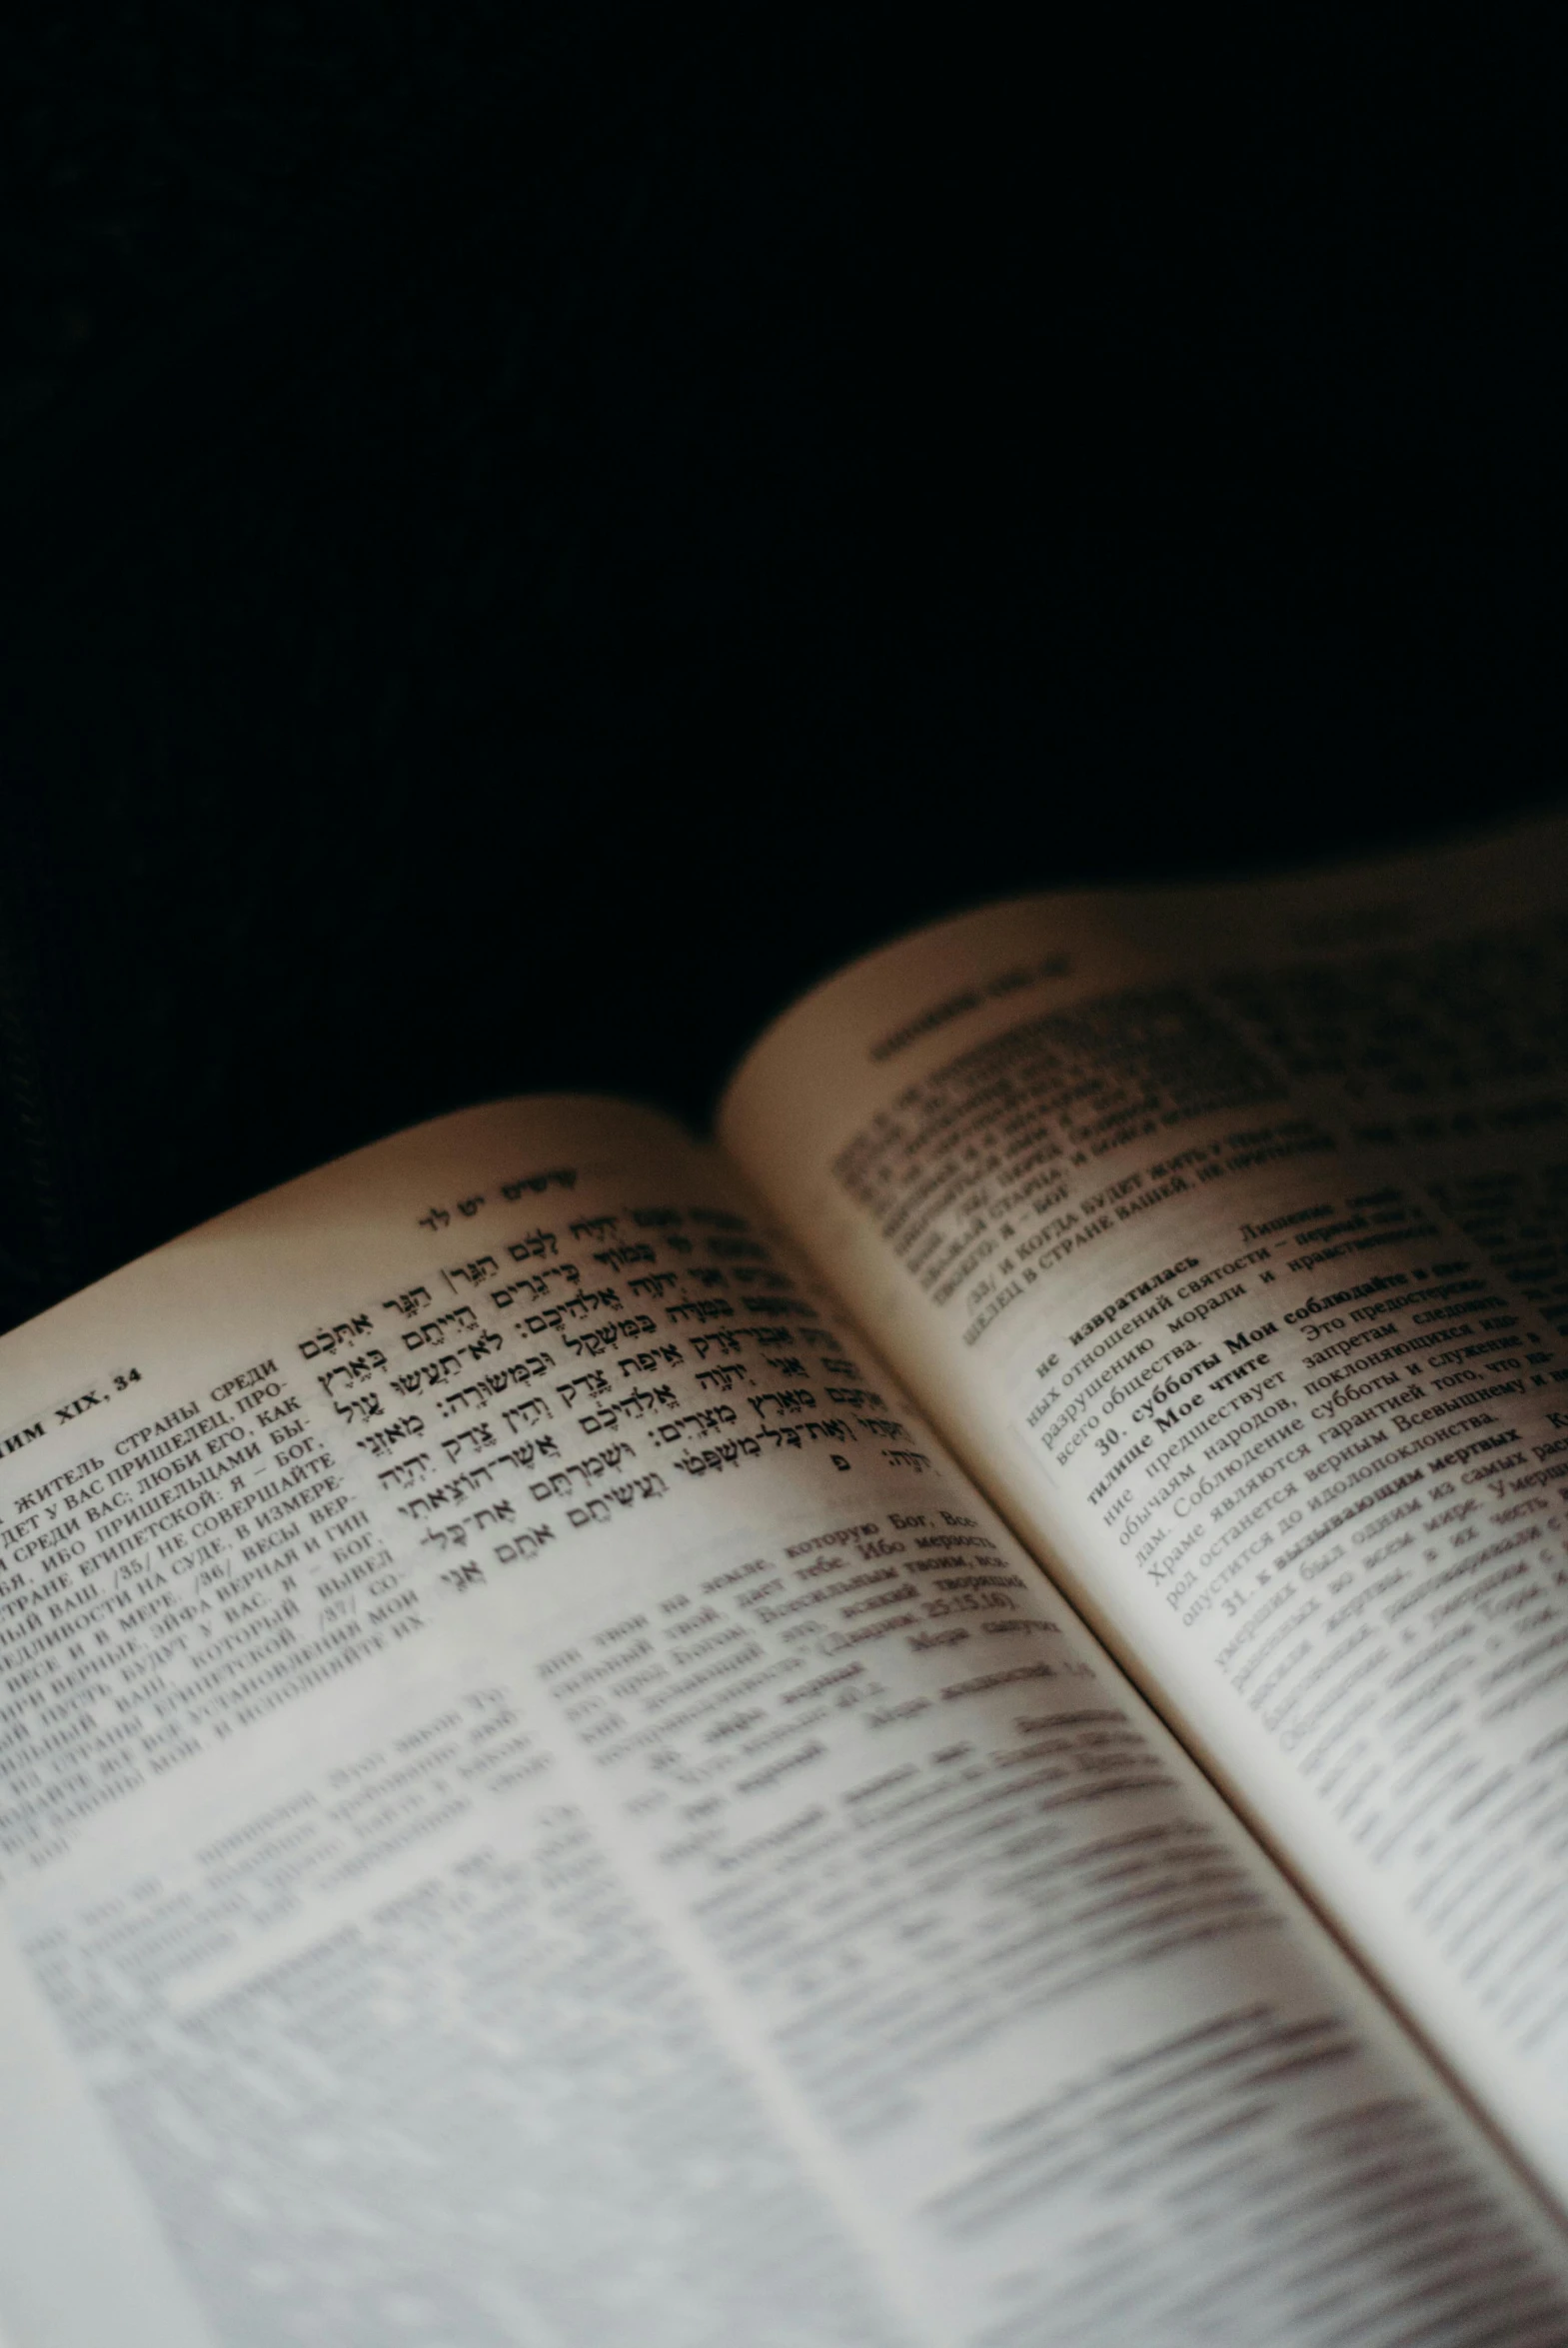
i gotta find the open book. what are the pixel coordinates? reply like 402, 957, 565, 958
2, 815, 1567, 2346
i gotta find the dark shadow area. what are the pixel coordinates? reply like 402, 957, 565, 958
0, 7, 1562, 1324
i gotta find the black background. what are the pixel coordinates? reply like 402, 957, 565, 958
1, 5, 1563, 1330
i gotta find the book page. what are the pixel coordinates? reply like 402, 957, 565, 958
722, 811, 1568, 2220
1, 1097, 1564, 2344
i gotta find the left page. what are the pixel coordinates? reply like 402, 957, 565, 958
0, 1098, 1564, 2348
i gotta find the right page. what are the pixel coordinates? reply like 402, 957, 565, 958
722, 811, 1568, 2208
